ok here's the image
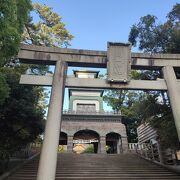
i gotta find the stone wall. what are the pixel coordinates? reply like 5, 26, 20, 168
61, 119, 127, 137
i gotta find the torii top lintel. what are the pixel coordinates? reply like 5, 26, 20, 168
18, 43, 180, 69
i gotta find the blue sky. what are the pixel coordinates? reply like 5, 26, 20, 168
32, 0, 179, 111
32, 0, 179, 51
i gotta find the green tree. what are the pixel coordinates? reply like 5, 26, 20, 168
128, 3, 180, 53
0, 66, 45, 173
127, 3, 180, 149
22, 3, 74, 74
0, 0, 32, 67
23, 3, 74, 47
0, 73, 9, 105
0, 0, 32, 120
104, 90, 143, 142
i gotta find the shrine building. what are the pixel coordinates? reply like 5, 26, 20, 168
59, 70, 128, 154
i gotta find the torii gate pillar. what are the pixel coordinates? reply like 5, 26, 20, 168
163, 66, 180, 140
37, 61, 67, 180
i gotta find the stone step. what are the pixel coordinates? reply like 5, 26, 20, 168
7, 153, 180, 180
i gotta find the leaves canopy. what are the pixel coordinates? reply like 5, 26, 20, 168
0, 66, 45, 160
104, 90, 144, 142
0, 73, 10, 105
23, 3, 74, 47
128, 3, 180, 53
22, 3, 74, 74
0, 0, 32, 67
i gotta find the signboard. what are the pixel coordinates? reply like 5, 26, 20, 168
107, 42, 131, 83
73, 139, 98, 144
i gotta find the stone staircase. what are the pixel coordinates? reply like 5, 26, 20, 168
7, 153, 180, 179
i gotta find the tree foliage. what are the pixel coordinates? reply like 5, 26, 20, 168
0, 73, 9, 105
130, 93, 179, 150
0, 0, 32, 67
23, 3, 74, 47
128, 3, 180, 53
0, 66, 45, 162
22, 3, 74, 74
127, 4, 180, 149
104, 90, 144, 142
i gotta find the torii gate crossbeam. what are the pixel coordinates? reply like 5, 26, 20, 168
19, 44, 180, 69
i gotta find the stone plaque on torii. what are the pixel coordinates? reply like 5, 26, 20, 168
107, 42, 131, 83
18, 42, 180, 180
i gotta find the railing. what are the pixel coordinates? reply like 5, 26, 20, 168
129, 142, 179, 165
11, 144, 32, 159
128, 143, 143, 151
31, 143, 66, 153
128, 143, 162, 162
139, 143, 161, 162
11, 143, 44, 159
31, 143, 42, 148
63, 110, 121, 115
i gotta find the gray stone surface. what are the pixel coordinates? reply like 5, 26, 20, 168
66, 77, 168, 90
61, 119, 127, 137
20, 75, 169, 90
163, 66, 180, 140
37, 61, 67, 180
7, 153, 180, 180
18, 44, 180, 68
61, 117, 128, 153
107, 42, 131, 82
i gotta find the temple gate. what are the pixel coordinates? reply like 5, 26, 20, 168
18, 42, 180, 180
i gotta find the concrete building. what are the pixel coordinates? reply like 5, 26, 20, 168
60, 70, 128, 154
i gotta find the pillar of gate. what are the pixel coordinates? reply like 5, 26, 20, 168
37, 61, 67, 180
117, 138, 121, 154
67, 136, 74, 152
98, 142, 100, 153
163, 66, 180, 141
121, 136, 128, 153
99, 136, 106, 153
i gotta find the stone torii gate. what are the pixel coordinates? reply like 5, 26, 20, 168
18, 42, 180, 180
